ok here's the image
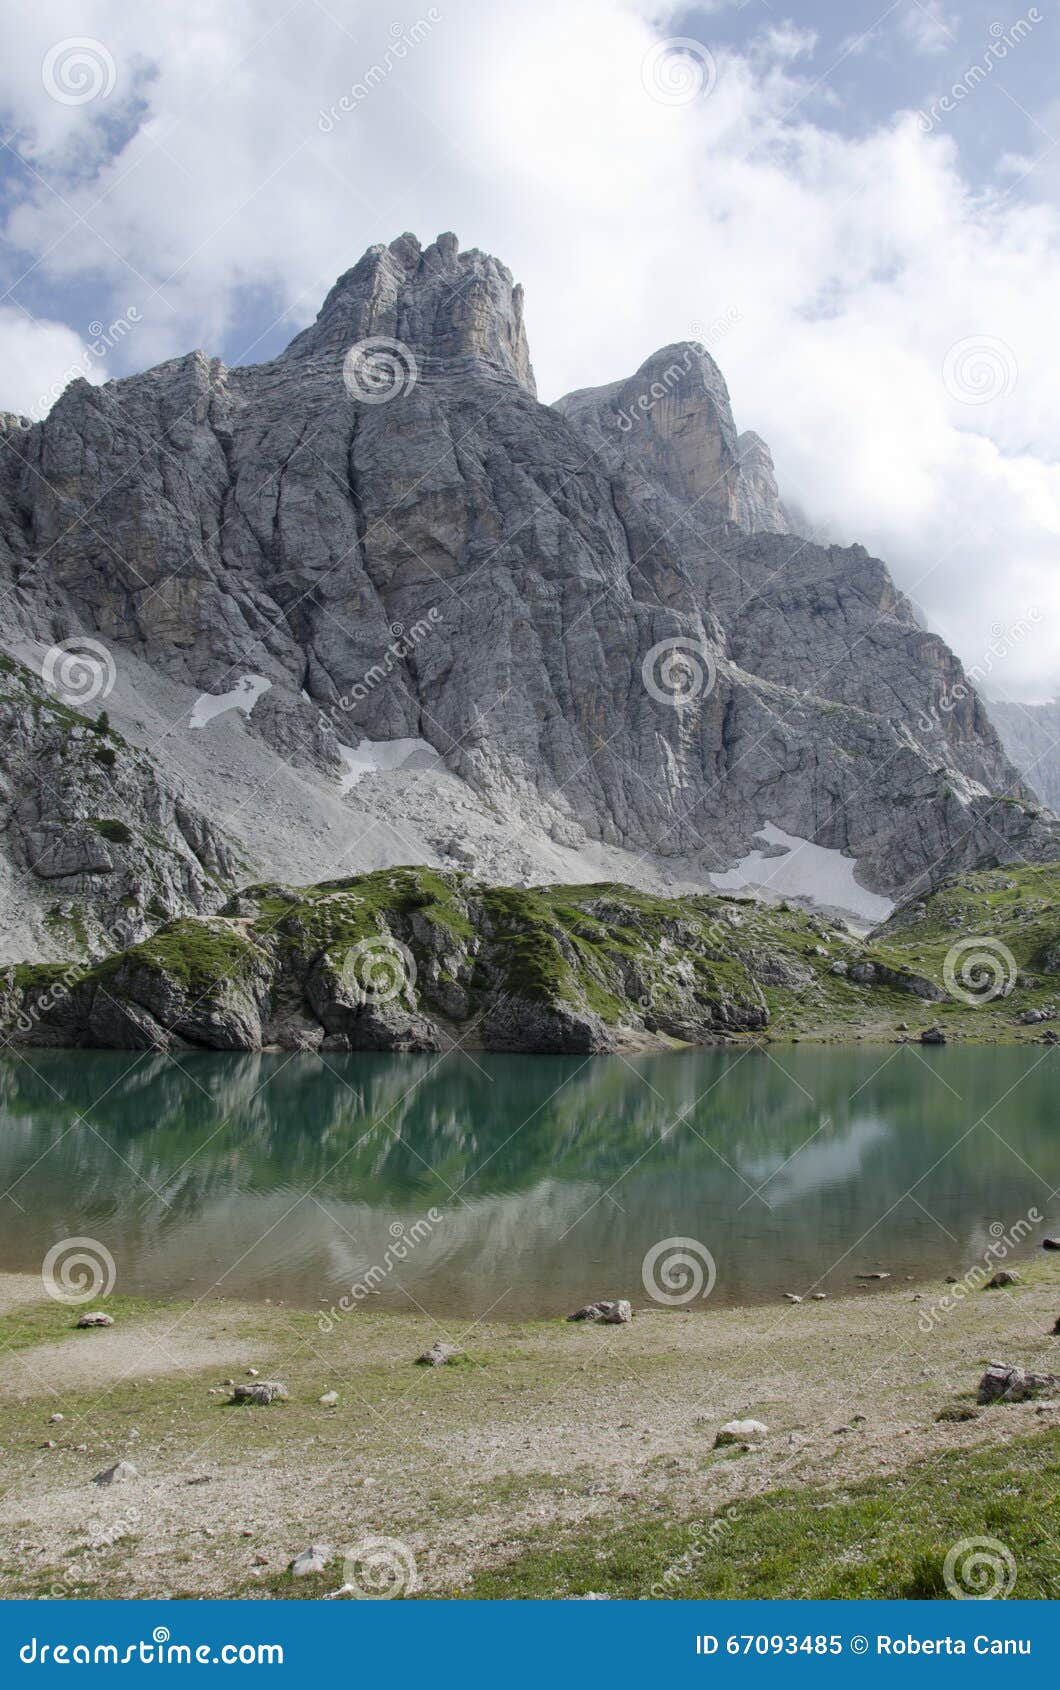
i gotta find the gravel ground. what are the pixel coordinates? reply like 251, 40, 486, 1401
0, 1265, 1056, 1599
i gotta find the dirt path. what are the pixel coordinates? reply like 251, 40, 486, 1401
0, 1268, 1056, 1598
2, 1318, 263, 1402
0, 1275, 52, 1316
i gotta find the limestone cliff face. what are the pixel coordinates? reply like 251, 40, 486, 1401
0, 232, 1053, 961
0, 655, 237, 960
553, 348, 790, 534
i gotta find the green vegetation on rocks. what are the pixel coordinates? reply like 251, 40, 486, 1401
2, 861, 1058, 1054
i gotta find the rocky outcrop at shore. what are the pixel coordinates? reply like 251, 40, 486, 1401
3, 860, 1058, 1055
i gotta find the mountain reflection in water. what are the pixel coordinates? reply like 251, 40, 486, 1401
0, 1046, 1054, 1317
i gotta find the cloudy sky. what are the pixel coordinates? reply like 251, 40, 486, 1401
1, 0, 1057, 699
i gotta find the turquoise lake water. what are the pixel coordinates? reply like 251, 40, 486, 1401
0, 1045, 1055, 1317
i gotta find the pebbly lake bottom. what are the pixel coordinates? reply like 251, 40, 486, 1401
0, 1043, 1055, 1319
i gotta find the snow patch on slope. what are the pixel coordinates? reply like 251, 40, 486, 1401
337, 736, 440, 793
710, 823, 894, 923
189, 674, 271, 730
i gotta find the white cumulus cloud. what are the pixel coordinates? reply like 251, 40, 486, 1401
0, 0, 1056, 697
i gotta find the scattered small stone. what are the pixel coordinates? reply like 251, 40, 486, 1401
850, 1413, 867, 1424
319, 1391, 339, 1406
783, 1293, 802, 1304
289, 1544, 332, 1577
41, 1439, 56, 1449
1042, 1238, 1060, 1252
986, 1269, 1021, 1289
833, 1425, 852, 1435
1052, 1315, 1060, 1335
810, 1292, 828, 1301
246, 1367, 260, 1376
714, 1419, 768, 1447
49, 1413, 64, 1423
896, 1021, 909, 1032
223, 1378, 235, 1387
936, 1406, 980, 1423
76, 1312, 114, 1328
185, 1475, 213, 1485
415, 1342, 463, 1366
566, 1300, 633, 1325
1034, 1402, 1058, 1415
855, 1271, 891, 1281
945, 1274, 959, 1284
253, 1553, 269, 1566
93, 1460, 138, 1486
230, 1381, 288, 1406
920, 1027, 946, 1045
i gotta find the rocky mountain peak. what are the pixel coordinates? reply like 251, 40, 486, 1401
282, 231, 536, 393
554, 341, 789, 533
0, 230, 1053, 965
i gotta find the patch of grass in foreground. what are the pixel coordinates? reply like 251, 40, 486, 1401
462, 1432, 1060, 1600
0, 1293, 185, 1356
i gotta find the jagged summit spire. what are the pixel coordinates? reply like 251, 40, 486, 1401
283, 232, 536, 394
